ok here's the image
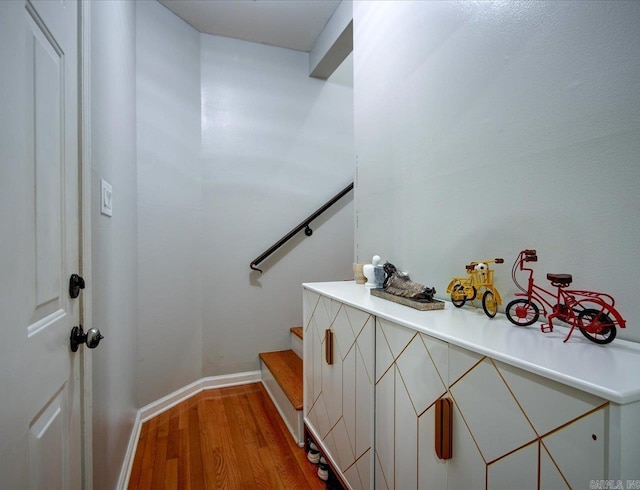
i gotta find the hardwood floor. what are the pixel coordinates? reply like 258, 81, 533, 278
128, 383, 326, 489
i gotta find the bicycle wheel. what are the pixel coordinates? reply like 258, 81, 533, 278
482, 290, 498, 318
506, 299, 540, 326
578, 308, 616, 344
451, 283, 466, 308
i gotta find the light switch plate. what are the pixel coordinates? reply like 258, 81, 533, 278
101, 178, 113, 217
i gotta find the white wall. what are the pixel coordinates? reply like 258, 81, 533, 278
200, 34, 354, 375
136, 0, 203, 407
134, 0, 353, 400
354, 1, 640, 341
90, 2, 138, 488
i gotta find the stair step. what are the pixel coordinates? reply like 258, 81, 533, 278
290, 326, 303, 340
259, 350, 303, 411
290, 326, 303, 359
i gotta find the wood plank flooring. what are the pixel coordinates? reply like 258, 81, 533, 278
128, 383, 325, 490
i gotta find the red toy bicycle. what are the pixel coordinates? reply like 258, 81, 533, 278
505, 249, 626, 344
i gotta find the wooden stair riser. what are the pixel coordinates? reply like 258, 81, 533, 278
290, 328, 303, 359
259, 349, 304, 446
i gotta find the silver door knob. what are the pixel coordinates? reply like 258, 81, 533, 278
85, 327, 104, 349
70, 325, 104, 352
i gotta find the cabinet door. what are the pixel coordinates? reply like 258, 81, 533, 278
329, 304, 374, 490
374, 323, 609, 490
449, 348, 608, 490
305, 292, 338, 442
375, 319, 449, 489
304, 292, 374, 490
496, 360, 608, 489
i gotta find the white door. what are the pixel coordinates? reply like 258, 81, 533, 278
0, 0, 83, 488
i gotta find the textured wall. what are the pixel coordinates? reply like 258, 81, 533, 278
200, 34, 354, 376
354, 1, 640, 341
136, 0, 203, 406
90, 1, 139, 488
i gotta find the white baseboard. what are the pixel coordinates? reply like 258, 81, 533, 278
139, 370, 261, 422
117, 370, 261, 489
116, 410, 142, 490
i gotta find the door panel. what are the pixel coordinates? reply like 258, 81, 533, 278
29, 385, 68, 490
26, 4, 66, 332
0, 1, 81, 488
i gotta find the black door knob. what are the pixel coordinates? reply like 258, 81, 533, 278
69, 274, 86, 299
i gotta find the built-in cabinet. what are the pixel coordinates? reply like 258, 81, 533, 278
376, 318, 609, 490
303, 282, 640, 490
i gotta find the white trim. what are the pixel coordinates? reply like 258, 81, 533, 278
139, 377, 202, 423
139, 370, 262, 422
79, 1, 93, 489
115, 410, 141, 490
117, 371, 261, 489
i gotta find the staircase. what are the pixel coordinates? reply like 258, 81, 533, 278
259, 327, 304, 446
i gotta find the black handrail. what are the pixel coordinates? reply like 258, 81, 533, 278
250, 182, 354, 273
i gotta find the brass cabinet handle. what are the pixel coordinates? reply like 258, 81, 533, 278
325, 329, 333, 365
435, 398, 453, 459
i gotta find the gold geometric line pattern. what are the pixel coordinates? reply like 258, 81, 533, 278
485, 437, 539, 467
395, 346, 446, 418
356, 331, 373, 386
450, 357, 538, 464
378, 318, 418, 359
351, 447, 372, 490
418, 333, 447, 389
452, 356, 609, 488
447, 354, 486, 390
374, 323, 396, 383
375, 363, 396, 489
303, 290, 320, 330
344, 304, 370, 338
539, 439, 573, 490
448, 392, 489, 466
491, 357, 541, 440
375, 449, 391, 490
538, 401, 608, 440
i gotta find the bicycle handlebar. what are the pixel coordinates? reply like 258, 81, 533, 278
468, 258, 504, 267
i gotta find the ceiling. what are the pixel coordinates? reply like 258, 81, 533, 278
158, 0, 342, 52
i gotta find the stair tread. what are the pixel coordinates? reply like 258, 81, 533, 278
259, 349, 303, 410
290, 326, 303, 340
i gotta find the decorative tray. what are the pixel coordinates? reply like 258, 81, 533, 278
370, 288, 445, 311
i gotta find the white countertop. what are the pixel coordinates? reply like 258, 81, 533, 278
303, 281, 640, 404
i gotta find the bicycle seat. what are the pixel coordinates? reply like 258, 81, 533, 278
547, 273, 572, 287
